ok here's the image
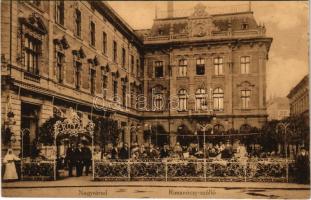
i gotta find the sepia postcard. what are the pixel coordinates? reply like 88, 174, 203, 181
1, 0, 310, 199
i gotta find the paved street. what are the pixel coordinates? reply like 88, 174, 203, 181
2, 177, 310, 198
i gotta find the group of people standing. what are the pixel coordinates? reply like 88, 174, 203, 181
65, 142, 92, 177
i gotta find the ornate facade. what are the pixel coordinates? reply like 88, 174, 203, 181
1, 1, 272, 153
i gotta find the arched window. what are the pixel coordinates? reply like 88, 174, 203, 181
214, 124, 225, 135
152, 85, 165, 111
178, 89, 187, 111
240, 124, 251, 134
213, 88, 224, 111
178, 59, 187, 77
195, 88, 207, 110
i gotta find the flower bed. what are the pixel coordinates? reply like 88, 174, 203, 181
21, 160, 55, 181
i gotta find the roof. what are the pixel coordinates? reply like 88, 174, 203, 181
287, 74, 309, 98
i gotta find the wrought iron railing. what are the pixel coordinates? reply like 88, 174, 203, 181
94, 158, 295, 182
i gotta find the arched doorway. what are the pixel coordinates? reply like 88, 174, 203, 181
177, 124, 195, 147
150, 125, 169, 147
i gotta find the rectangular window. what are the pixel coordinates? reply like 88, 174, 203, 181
102, 32, 107, 54
55, 1, 65, 26
122, 84, 126, 107
113, 41, 117, 62
178, 59, 187, 77
122, 48, 126, 68
56, 52, 64, 83
214, 57, 223, 75
113, 80, 118, 101
136, 59, 140, 77
75, 61, 82, 89
154, 61, 164, 78
90, 68, 96, 95
241, 56, 250, 74
131, 55, 134, 74
24, 36, 40, 75
75, 9, 81, 37
241, 90, 251, 109
102, 75, 108, 99
90, 21, 96, 46
196, 58, 205, 75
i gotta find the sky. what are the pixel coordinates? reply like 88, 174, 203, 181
108, 1, 309, 98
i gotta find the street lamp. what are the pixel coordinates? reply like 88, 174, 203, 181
276, 122, 291, 182
276, 122, 291, 159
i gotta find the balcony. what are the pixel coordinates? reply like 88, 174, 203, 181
143, 29, 265, 44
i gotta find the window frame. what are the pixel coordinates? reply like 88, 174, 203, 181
214, 57, 224, 76
90, 21, 96, 46
102, 31, 107, 54
113, 41, 117, 63
178, 89, 187, 111
196, 58, 205, 75
213, 88, 224, 111
75, 9, 82, 37
241, 89, 251, 109
55, 0, 65, 26
240, 56, 250, 74
154, 61, 164, 78
24, 35, 41, 75
178, 59, 187, 77
195, 88, 207, 110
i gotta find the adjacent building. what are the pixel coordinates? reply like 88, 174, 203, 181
1, 1, 272, 153
287, 74, 309, 121
266, 97, 290, 121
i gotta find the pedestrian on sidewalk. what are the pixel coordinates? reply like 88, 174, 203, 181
81, 142, 92, 176
75, 143, 83, 177
3, 148, 20, 182
65, 143, 75, 177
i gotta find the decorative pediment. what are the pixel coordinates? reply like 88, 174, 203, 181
101, 64, 110, 73
237, 81, 255, 88
72, 47, 86, 59
53, 35, 70, 50
19, 13, 47, 35
112, 70, 120, 78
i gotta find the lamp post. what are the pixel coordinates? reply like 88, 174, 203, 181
276, 122, 291, 159
198, 123, 213, 159
276, 122, 291, 182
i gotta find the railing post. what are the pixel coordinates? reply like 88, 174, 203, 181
128, 160, 131, 181
165, 161, 168, 182
54, 159, 56, 181
204, 159, 206, 182
92, 160, 95, 181
244, 162, 247, 182
285, 158, 288, 183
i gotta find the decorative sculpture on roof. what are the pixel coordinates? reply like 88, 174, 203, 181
191, 3, 209, 18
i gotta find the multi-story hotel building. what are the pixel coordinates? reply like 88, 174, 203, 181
287, 74, 309, 121
1, 1, 272, 153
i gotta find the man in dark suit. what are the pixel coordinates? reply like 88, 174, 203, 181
65, 143, 75, 177
160, 145, 170, 158
74, 143, 83, 177
119, 143, 129, 160
111, 145, 118, 160
295, 147, 310, 184
81, 142, 92, 176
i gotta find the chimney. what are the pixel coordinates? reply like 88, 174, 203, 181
167, 2, 174, 18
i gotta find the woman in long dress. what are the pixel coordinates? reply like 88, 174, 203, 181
3, 148, 20, 181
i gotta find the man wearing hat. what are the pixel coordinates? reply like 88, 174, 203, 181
295, 147, 310, 184
81, 141, 92, 176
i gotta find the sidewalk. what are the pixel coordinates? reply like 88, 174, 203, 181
2, 176, 310, 190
